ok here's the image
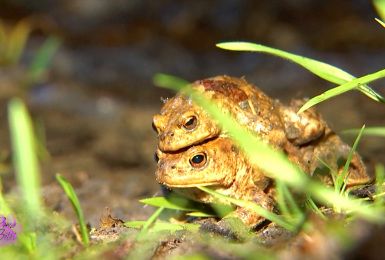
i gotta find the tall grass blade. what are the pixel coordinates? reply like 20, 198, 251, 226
8, 98, 43, 219
216, 42, 385, 105
56, 174, 89, 246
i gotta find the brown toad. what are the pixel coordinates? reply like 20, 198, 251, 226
155, 137, 275, 226
153, 76, 287, 151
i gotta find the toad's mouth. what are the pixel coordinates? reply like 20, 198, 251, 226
161, 181, 221, 188
159, 135, 219, 155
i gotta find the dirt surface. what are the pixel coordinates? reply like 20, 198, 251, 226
0, 1, 385, 258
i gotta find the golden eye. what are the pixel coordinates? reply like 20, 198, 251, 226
182, 116, 197, 131
189, 152, 207, 168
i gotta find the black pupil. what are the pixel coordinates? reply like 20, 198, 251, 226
192, 154, 204, 164
185, 117, 195, 126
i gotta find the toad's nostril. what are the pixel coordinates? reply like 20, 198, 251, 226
171, 165, 176, 169
170, 132, 174, 137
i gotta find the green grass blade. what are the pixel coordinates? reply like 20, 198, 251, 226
140, 196, 202, 211
28, 36, 60, 85
376, 18, 385, 28
298, 69, 385, 113
342, 127, 385, 137
8, 98, 43, 219
374, 0, 385, 21
337, 125, 365, 195
125, 220, 199, 233
216, 42, 385, 104
56, 174, 89, 246
136, 207, 164, 240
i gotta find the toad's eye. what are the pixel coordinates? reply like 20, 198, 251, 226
189, 152, 207, 168
182, 116, 197, 131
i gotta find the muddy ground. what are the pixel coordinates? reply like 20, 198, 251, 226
0, 1, 385, 258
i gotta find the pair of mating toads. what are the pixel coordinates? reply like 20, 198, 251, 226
152, 76, 373, 227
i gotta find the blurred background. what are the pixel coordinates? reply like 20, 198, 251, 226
0, 0, 384, 225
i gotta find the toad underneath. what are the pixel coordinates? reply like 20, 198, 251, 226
153, 76, 373, 227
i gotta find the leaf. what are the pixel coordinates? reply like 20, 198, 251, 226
216, 42, 385, 105
56, 174, 89, 246
298, 68, 385, 113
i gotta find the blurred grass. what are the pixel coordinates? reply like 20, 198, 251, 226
0, 18, 31, 65
27, 36, 61, 86
8, 98, 43, 220
373, 0, 385, 21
